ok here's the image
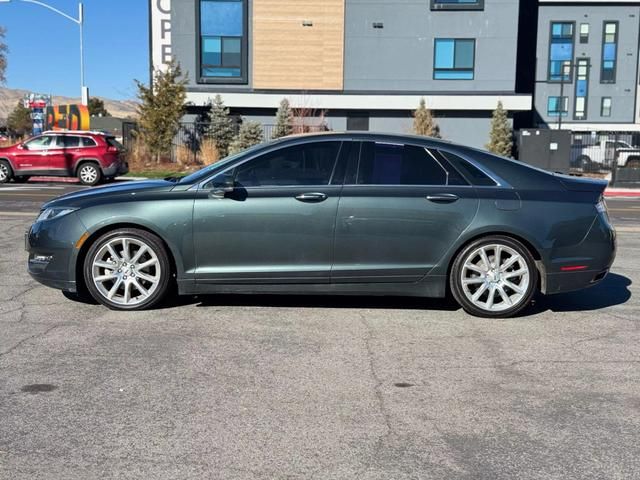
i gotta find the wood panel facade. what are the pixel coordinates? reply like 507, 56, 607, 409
252, 0, 345, 90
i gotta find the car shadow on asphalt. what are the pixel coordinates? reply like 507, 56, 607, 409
525, 273, 632, 316
61, 273, 632, 316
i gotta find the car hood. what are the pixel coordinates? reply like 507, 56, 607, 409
43, 180, 176, 209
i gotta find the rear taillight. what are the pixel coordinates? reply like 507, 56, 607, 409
107, 146, 119, 153
596, 197, 607, 214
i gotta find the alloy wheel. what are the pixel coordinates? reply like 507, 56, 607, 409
0, 163, 9, 182
91, 237, 162, 306
460, 244, 530, 313
80, 165, 98, 184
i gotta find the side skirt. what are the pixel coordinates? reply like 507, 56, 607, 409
177, 276, 447, 298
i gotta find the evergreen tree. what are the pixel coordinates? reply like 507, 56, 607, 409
0, 26, 7, 84
7, 101, 32, 136
412, 98, 441, 138
272, 98, 293, 139
229, 120, 264, 154
486, 101, 513, 157
207, 94, 236, 157
135, 60, 187, 163
88, 97, 110, 117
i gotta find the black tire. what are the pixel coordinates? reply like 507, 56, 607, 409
450, 235, 538, 318
625, 158, 640, 169
0, 160, 13, 184
576, 155, 593, 171
77, 163, 102, 186
13, 175, 30, 183
83, 228, 172, 310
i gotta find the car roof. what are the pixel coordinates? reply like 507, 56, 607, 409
276, 131, 453, 148
42, 130, 112, 136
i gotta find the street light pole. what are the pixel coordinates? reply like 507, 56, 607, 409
0, 0, 87, 105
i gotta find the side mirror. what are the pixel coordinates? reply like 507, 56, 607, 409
209, 175, 235, 199
17, 143, 27, 150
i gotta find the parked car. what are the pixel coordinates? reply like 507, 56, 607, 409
0, 130, 128, 185
572, 139, 640, 169
26, 132, 616, 318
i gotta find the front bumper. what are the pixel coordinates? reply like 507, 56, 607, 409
26, 213, 87, 293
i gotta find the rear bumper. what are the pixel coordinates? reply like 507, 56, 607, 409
543, 214, 616, 295
103, 160, 129, 177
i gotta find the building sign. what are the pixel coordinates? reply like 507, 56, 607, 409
45, 105, 90, 131
150, 0, 172, 73
23, 93, 52, 135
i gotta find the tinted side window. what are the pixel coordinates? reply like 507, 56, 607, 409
357, 143, 447, 186
59, 136, 80, 148
438, 150, 497, 186
81, 137, 97, 147
234, 141, 341, 187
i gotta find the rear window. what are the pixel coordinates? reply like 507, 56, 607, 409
106, 137, 125, 150
81, 137, 97, 147
438, 150, 497, 186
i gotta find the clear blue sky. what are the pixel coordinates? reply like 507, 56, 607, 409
1, 0, 149, 100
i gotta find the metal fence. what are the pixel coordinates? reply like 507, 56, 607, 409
570, 131, 640, 173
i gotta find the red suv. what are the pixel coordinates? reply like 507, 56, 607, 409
0, 131, 128, 186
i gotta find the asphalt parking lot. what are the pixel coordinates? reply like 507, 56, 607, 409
1, 183, 639, 479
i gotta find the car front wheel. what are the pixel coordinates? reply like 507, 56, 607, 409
77, 163, 102, 186
0, 160, 13, 183
83, 228, 171, 310
450, 236, 537, 318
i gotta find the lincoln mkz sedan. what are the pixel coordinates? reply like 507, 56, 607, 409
26, 132, 616, 317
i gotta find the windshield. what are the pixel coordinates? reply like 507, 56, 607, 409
178, 142, 274, 185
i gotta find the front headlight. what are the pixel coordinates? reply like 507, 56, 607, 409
36, 207, 78, 223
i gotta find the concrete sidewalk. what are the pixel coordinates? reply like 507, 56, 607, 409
605, 188, 640, 198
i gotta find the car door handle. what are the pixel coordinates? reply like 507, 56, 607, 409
295, 192, 328, 203
426, 194, 459, 203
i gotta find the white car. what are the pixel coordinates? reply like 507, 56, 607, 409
573, 139, 640, 169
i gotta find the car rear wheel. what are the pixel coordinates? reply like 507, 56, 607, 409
83, 228, 171, 310
450, 236, 537, 318
77, 163, 102, 186
0, 160, 13, 184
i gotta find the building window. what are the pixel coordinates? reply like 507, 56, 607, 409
434, 39, 475, 80
199, 0, 247, 83
574, 58, 590, 120
579, 23, 589, 43
548, 96, 568, 117
548, 22, 574, 82
601, 21, 618, 83
430, 0, 484, 10
601, 97, 612, 117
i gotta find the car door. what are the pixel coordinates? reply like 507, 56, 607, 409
192, 140, 346, 284
332, 141, 479, 283
53, 134, 81, 174
12, 135, 56, 172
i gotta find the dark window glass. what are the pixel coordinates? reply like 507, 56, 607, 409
81, 137, 97, 147
548, 22, 574, 81
234, 142, 341, 187
434, 39, 475, 80
579, 23, 589, 44
439, 150, 497, 186
59, 136, 80, 148
601, 22, 618, 83
574, 59, 590, 120
429, 149, 470, 186
200, 0, 245, 80
357, 143, 447, 186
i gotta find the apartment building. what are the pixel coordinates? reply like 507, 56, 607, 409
152, 0, 533, 148
149, 0, 640, 147
534, 0, 640, 131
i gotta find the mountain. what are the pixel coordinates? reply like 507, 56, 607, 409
0, 86, 138, 120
